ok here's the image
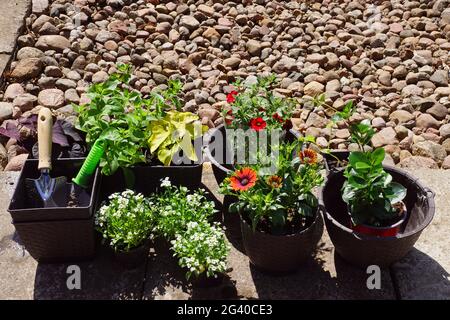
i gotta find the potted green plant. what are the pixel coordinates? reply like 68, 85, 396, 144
342, 148, 407, 237
95, 189, 155, 269
220, 137, 324, 273
320, 118, 435, 267
204, 75, 299, 185
75, 64, 207, 190
171, 220, 229, 287
151, 178, 230, 287
151, 178, 217, 239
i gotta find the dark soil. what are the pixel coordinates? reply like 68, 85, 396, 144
242, 212, 313, 236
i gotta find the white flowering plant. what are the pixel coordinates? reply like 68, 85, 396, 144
95, 190, 155, 252
151, 178, 217, 239
171, 221, 230, 280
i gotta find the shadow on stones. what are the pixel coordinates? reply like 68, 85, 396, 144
33, 243, 147, 300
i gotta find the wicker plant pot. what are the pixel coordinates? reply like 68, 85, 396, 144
204, 125, 300, 185
240, 210, 323, 273
8, 158, 101, 263
320, 165, 435, 268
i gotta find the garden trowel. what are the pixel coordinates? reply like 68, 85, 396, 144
68, 139, 105, 207
25, 108, 68, 208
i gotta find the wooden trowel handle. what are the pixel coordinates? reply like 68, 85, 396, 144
38, 107, 53, 170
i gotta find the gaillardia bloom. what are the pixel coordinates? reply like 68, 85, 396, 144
267, 175, 282, 188
299, 148, 318, 164
249, 117, 267, 131
230, 167, 258, 191
227, 90, 238, 103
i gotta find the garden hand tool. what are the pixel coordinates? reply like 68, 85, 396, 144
25, 108, 68, 208
68, 140, 105, 207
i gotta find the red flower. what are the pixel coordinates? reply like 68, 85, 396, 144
249, 117, 267, 131
225, 110, 234, 126
230, 167, 258, 192
272, 113, 284, 123
227, 90, 238, 103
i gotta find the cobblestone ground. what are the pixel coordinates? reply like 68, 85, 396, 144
0, 0, 450, 171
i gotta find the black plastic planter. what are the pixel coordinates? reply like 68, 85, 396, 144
320, 165, 435, 268
99, 163, 203, 197
8, 158, 101, 263
240, 210, 323, 273
323, 150, 350, 175
204, 125, 301, 185
112, 240, 151, 269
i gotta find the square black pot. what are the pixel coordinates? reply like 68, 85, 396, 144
98, 164, 203, 199
7, 158, 101, 263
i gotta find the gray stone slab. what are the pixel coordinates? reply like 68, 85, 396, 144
143, 163, 396, 300
0, 0, 31, 54
0, 172, 36, 300
391, 169, 450, 300
32, 248, 146, 300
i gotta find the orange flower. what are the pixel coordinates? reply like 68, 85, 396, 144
267, 175, 282, 188
230, 167, 258, 191
299, 148, 318, 164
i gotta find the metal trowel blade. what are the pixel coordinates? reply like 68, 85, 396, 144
25, 173, 68, 208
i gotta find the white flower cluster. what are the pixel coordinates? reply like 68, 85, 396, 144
171, 221, 229, 280
160, 177, 171, 188
151, 179, 217, 239
95, 189, 155, 252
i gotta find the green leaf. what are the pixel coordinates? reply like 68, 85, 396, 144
371, 148, 385, 165
385, 182, 407, 204
148, 123, 171, 153
348, 152, 367, 166
355, 161, 371, 170
342, 182, 355, 204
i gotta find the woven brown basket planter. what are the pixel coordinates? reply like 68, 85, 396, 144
240, 210, 323, 273
320, 165, 435, 268
8, 158, 101, 263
